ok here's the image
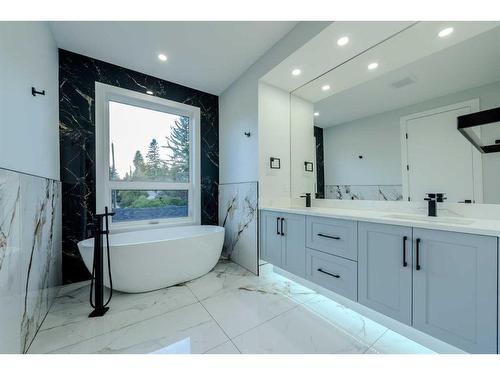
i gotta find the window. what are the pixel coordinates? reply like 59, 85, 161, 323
96, 83, 200, 228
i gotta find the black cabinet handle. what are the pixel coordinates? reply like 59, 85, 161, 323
416, 238, 421, 270
402, 235, 408, 267
317, 268, 340, 278
276, 217, 280, 235
280, 218, 285, 236
317, 233, 341, 240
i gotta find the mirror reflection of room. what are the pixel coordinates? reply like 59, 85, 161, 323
291, 22, 500, 204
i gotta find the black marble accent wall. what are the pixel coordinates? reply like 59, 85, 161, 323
314, 126, 325, 199
59, 49, 219, 283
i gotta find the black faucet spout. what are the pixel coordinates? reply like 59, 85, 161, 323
300, 193, 312, 208
425, 193, 446, 217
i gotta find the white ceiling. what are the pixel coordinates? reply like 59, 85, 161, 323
49, 21, 298, 95
311, 23, 500, 128
261, 21, 414, 92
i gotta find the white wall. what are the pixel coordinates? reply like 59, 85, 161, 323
290, 94, 315, 201
323, 114, 402, 186
0, 22, 59, 180
320, 80, 500, 203
258, 83, 291, 207
219, 22, 330, 185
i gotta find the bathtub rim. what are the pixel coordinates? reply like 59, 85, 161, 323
78, 224, 225, 249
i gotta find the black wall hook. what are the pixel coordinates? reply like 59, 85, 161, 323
32, 87, 45, 97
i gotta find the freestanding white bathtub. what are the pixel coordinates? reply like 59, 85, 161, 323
78, 225, 224, 293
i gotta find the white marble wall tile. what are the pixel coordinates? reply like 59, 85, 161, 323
219, 182, 258, 274
19, 175, 62, 352
325, 185, 403, 201
0, 170, 22, 353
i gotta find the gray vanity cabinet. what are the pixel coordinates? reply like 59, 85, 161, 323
412, 228, 498, 354
358, 222, 413, 325
261, 210, 284, 266
281, 213, 307, 277
260, 210, 306, 276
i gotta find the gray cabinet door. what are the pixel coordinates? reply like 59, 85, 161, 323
358, 222, 413, 325
413, 228, 498, 354
260, 211, 283, 266
281, 213, 306, 277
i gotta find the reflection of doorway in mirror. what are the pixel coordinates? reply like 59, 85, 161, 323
401, 99, 483, 203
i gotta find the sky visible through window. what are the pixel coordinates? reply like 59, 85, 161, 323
109, 101, 182, 180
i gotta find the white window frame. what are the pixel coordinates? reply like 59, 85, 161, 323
95, 82, 201, 231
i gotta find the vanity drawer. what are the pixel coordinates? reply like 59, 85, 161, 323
306, 216, 357, 260
306, 248, 358, 301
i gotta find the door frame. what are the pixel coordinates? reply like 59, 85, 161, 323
400, 99, 483, 203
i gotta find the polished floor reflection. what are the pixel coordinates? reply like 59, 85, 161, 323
28, 261, 435, 354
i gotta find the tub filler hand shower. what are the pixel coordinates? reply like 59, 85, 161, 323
88, 206, 115, 318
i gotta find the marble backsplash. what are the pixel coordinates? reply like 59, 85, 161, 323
219, 182, 258, 274
325, 184, 403, 201
0, 168, 62, 353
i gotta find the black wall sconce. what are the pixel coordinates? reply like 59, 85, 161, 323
270, 157, 281, 169
304, 161, 314, 172
32, 87, 45, 97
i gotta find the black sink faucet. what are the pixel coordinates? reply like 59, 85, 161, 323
300, 193, 312, 207
425, 193, 447, 217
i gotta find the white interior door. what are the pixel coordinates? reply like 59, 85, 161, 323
401, 100, 483, 203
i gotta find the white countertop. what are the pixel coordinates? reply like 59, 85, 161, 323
260, 205, 500, 237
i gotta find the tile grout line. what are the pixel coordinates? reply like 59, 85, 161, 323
191, 288, 239, 353
25, 285, 64, 353
185, 274, 238, 353
364, 329, 389, 353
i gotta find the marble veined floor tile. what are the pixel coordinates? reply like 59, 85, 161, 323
303, 295, 388, 346
232, 304, 368, 354
204, 340, 240, 354
186, 269, 249, 301
211, 260, 253, 277
40, 303, 228, 354
28, 284, 197, 353
200, 281, 300, 338
369, 330, 436, 354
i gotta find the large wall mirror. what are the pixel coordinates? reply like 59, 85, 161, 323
290, 21, 500, 204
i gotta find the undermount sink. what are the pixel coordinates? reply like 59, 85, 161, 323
384, 213, 475, 225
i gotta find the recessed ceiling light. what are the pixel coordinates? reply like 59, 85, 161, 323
337, 36, 349, 46
146, 90, 153, 95
438, 27, 454, 38
321, 84, 331, 91
158, 53, 168, 62
314, 112, 320, 116
292, 68, 302, 76
368, 62, 379, 71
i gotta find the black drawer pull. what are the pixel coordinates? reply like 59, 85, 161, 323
416, 238, 421, 271
402, 235, 408, 267
276, 217, 280, 235
317, 233, 341, 240
280, 218, 285, 236
317, 268, 340, 278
